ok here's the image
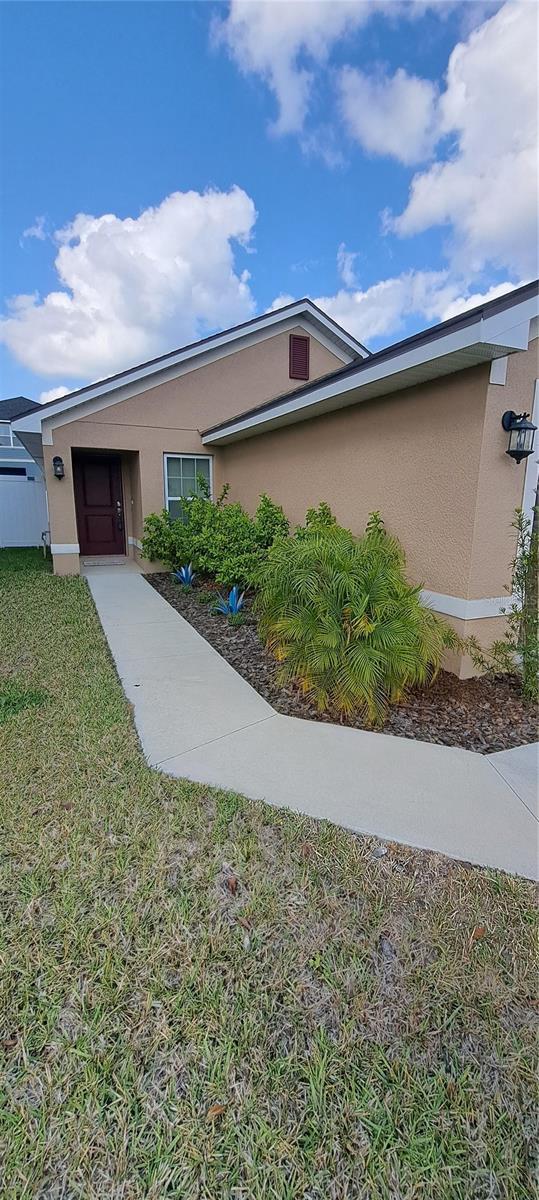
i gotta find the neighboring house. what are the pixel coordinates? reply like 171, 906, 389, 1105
14, 284, 539, 676
0, 396, 48, 548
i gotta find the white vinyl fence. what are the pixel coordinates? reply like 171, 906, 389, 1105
0, 474, 48, 547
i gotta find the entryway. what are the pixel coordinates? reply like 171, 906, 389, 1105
80, 556, 141, 575
73, 453, 125, 556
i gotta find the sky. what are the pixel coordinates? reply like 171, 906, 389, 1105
0, 0, 537, 404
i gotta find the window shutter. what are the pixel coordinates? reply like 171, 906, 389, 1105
289, 334, 310, 380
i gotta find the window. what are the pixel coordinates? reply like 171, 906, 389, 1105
0, 422, 22, 448
289, 334, 310, 380
164, 454, 212, 519
0, 466, 26, 476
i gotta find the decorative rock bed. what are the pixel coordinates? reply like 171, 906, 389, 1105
146, 574, 538, 755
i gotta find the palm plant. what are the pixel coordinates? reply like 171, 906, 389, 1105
255, 512, 457, 726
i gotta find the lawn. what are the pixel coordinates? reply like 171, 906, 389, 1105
1, 549, 537, 1199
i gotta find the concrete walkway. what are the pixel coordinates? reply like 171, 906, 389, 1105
85, 564, 539, 880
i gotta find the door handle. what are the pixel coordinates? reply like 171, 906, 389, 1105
116, 499, 123, 531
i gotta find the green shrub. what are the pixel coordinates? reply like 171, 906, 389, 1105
254, 494, 289, 547
141, 488, 288, 588
141, 509, 190, 568
197, 502, 262, 587
301, 500, 339, 535
304, 499, 338, 532
256, 510, 456, 726
465, 502, 538, 704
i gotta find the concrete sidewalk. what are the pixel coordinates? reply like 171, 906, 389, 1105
85, 565, 539, 880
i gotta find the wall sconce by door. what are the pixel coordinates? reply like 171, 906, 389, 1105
52, 456, 65, 479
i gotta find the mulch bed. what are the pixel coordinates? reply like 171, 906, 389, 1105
146, 573, 538, 754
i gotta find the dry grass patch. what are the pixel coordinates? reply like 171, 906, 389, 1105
0, 550, 537, 1199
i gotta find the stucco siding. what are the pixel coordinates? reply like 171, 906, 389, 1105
218, 365, 490, 600
45, 326, 342, 560
467, 337, 538, 599
68, 327, 341, 436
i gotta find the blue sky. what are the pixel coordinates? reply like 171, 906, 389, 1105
0, 1, 536, 402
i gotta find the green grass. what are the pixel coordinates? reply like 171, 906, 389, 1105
0, 546, 51, 573
0, 679, 48, 724
0, 549, 537, 1199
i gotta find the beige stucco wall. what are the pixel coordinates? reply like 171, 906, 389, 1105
219, 365, 491, 598
218, 341, 537, 676
44, 326, 342, 571
467, 338, 538, 598
86, 326, 340, 435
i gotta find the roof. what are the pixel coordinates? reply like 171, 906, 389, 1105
202, 280, 539, 445
13, 297, 369, 436
0, 396, 40, 422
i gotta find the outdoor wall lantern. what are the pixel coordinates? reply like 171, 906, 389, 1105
501, 411, 537, 464
52, 455, 65, 479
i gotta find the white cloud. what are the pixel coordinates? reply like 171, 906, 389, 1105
301, 124, 345, 169
1, 187, 257, 379
438, 281, 520, 322
21, 216, 47, 242
339, 65, 439, 165
269, 293, 296, 311
213, 0, 375, 135
215, 1, 535, 281
389, 2, 538, 276
213, 1, 478, 139
311, 265, 518, 345
39, 386, 71, 405
337, 242, 359, 289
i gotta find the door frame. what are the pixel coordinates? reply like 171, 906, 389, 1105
73, 451, 126, 556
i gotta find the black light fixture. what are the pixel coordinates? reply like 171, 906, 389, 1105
501, 411, 537, 464
52, 455, 65, 479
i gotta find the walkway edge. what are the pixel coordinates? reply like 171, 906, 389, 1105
85, 567, 539, 881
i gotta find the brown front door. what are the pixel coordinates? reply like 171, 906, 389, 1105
73, 454, 125, 556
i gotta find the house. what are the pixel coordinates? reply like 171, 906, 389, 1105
0, 396, 48, 548
13, 282, 539, 676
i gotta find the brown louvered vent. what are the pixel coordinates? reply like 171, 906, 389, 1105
289, 334, 310, 380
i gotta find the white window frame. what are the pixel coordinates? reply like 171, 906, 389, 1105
0, 421, 24, 448
0, 421, 18, 448
163, 453, 213, 515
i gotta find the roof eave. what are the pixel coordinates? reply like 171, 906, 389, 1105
14, 429, 44, 467
202, 310, 533, 447
12, 300, 365, 436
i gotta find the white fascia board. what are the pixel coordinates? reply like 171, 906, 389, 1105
11, 409, 44, 434
203, 302, 537, 446
479, 294, 538, 347
13, 304, 361, 439
301, 304, 368, 357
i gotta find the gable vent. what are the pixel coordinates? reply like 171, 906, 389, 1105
289, 333, 310, 380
